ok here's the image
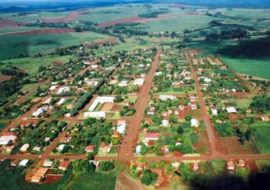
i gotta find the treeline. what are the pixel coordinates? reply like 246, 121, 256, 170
138, 10, 169, 18
205, 28, 247, 41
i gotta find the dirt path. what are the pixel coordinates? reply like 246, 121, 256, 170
186, 53, 220, 157
118, 50, 161, 157
115, 170, 146, 190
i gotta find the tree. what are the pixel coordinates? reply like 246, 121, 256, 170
140, 170, 157, 185
185, 115, 192, 121
141, 145, 148, 155
99, 161, 114, 171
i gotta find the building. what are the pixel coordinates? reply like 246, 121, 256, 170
145, 133, 160, 141
0, 132, 17, 145
159, 95, 176, 101
118, 80, 128, 87
191, 119, 199, 127
20, 143, 30, 152
85, 145, 94, 153
84, 112, 106, 118
32, 106, 49, 117
89, 96, 115, 111
57, 86, 71, 95
133, 78, 144, 86
31, 168, 48, 183
43, 160, 53, 167
211, 109, 218, 115
226, 107, 237, 114
57, 98, 66, 106
227, 161, 235, 171
19, 159, 29, 167
161, 120, 169, 127
59, 161, 70, 171
116, 120, 127, 134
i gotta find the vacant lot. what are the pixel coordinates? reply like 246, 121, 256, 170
251, 123, 270, 154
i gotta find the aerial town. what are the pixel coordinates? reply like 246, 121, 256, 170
0, 0, 270, 189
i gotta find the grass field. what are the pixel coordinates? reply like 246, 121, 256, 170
0, 32, 108, 60
185, 37, 270, 79
2, 55, 73, 75
251, 123, 270, 154
0, 27, 51, 34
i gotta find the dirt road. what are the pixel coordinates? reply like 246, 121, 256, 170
118, 50, 161, 157
186, 53, 220, 157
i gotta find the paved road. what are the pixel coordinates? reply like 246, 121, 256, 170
118, 50, 161, 157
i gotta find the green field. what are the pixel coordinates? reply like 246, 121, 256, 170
0, 32, 108, 60
2, 55, 73, 74
251, 123, 270, 154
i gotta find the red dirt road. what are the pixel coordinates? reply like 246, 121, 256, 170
118, 50, 161, 157
186, 53, 220, 157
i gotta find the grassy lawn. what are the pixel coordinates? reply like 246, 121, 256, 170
251, 123, 270, 154
0, 122, 7, 132
21, 83, 39, 92
230, 98, 252, 109
0, 32, 108, 60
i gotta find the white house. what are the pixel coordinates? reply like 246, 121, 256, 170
0, 132, 17, 145
136, 145, 142, 154
118, 80, 128, 87
161, 120, 169, 127
49, 85, 57, 91
211, 109, 218, 115
57, 98, 66, 106
116, 120, 127, 134
89, 96, 115, 111
19, 159, 29, 167
191, 119, 199, 127
32, 106, 49, 117
57, 86, 70, 95
57, 144, 65, 152
226, 107, 237, 114
20, 144, 30, 152
43, 160, 53, 167
84, 112, 106, 118
159, 95, 176, 101
133, 78, 144, 86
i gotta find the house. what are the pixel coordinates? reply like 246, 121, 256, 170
159, 95, 176, 101
59, 161, 70, 171
19, 159, 29, 167
155, 71, 162, 76
133, 78, 144, 86
85, 145, 94, 153
32, 106, 49, 117
11, 159, 19, 167
43, 160, 53, 167
261, 116, 270, 121
118, 80, 128, 87
43, 98, 51, 104
0, 132, 17, 145
190, 104, 197, 110
193, 162, 199, 171
33, 146, 41, 152
49, 85, 57, 91
145, 133, 160, 141
111, 131, 119, 139
191, 119, 199, 127
85, 79, 99, 86
172, 162, 180, 169
161, 120, 169, 127
57, 98, 66, 106
3, 145, 15, 152
237, 160, 245, 167
136, 162, 146, 171
227, 161, 235, 171
57, 144, 65, 152
147, 107, 155, 115
31, 168, 48, 183
99, 143, 111, 154
20, 143, 30, 152
57, 86, 70, 95
226, 107, 237, 114
84, 112, 106, 118
136, 145, 142, 154
211, 109, 218, 115
116, 120, 127, 134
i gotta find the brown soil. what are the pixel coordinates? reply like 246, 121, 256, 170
218, 137, 256, 155
42, 11, 85, 23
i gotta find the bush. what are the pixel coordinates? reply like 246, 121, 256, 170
99, 161, 114, 172
140, 170, 157, 185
